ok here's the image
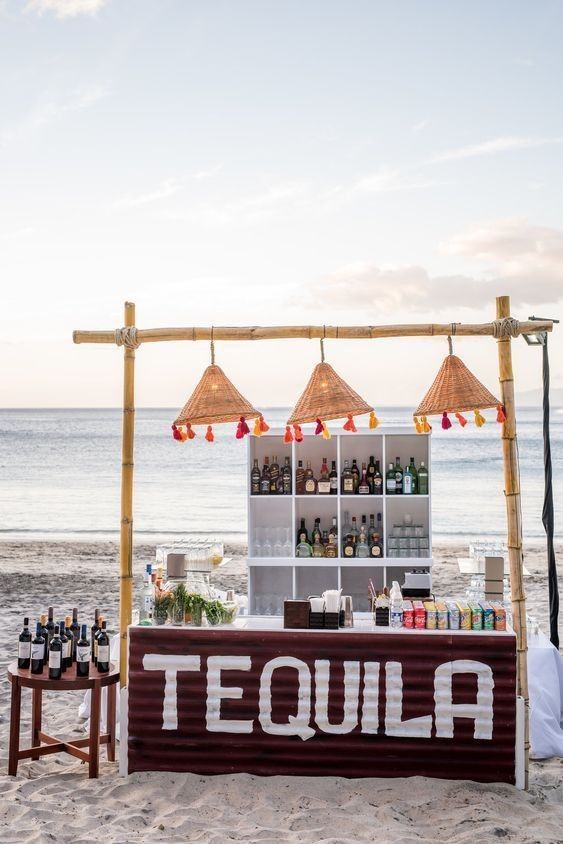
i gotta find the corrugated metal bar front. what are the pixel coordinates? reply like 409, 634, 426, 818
128, 627, 516, 783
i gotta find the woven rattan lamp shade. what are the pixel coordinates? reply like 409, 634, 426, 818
174, 364, 260, 426
287, 361, 373, 425
414, 354, 500, 417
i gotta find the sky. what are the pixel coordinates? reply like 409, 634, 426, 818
1, 0, 562, 408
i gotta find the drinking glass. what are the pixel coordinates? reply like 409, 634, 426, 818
253, 527, 263, 558
273, 527, 283, 558
283, 527, 293, 557
262, 530, 273, 558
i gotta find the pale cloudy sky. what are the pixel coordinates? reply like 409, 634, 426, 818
1, 0, 562, 408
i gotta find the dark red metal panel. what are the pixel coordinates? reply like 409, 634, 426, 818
127, 627, 516, 783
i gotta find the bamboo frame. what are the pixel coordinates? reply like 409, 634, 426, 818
73, 301, 553, 785
496, 295, 530, 788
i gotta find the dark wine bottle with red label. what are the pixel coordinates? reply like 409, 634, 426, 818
18, 617, 32, 669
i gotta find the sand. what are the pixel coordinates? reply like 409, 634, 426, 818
1, 540, 563, 843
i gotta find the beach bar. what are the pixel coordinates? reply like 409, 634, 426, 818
72, 296, 554, 788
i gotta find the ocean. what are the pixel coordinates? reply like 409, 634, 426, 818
0, 407, 561, 544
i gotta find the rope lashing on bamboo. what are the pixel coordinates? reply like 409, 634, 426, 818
115, 327, 140, 349
493, 317, 520, 338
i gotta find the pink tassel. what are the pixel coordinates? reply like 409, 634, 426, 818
172, 424, 183, 441
455, 412, 468, 427
441, 411, 452, 430
236, 416, 250, 439
205, 425, 214, 442
315, 417, 323, 435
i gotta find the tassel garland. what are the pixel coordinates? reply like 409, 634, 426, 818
343, 414, 357, 432
474, 409, 486, 428
369, 411, 379, 429
441, 411, 452, 430
455, 412, 468, 427
205, 425, 214, 442
236, 416, 250, 439
293, 424, 303, 443
315, 417, 324, 436
422, 416, 432, 433
283, 425, 294, 443
253, 417, 262, 437
322, 421, 331, 440
496, 404, 507, 423
171, 423, 183, 442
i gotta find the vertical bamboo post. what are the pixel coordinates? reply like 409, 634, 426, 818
496, 294, 529, 788
119, 301, 136, 686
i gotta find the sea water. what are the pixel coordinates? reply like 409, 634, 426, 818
0, 407, 561, 543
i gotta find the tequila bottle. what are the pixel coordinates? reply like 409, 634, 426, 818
304, 461, 318, 494
356, 528, 370, 558
341, 460, 354, 495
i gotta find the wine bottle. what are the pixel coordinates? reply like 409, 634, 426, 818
64, 617, 74, 666
18, 617, 32, 669
367, 456, 376, 494
282, 456, 292, 495
76, 624, 91, 677
408, 457, 418, 494
45, 606, 55, 644
58, 621, 69, 673
94, 615, 105, 667
96, 622, 110, 673
39, 613, 49, 664
91, 609, 100, 664
31, 622, 45, 675
251, 458, 261, 495
70, 608, 80, 661
329, 460, 338, 495
296, 517, 308, 546
48, 625, 63, 680
351, 459, 360, 493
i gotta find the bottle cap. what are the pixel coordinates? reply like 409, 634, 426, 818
54, 625, 59, 635
24, 617, 29, 625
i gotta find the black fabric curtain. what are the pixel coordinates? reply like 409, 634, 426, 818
541, 334, 559, 648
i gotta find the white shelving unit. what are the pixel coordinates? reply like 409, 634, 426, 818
247, 426, 432, 614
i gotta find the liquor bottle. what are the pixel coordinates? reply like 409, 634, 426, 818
296, 518, 308, 546
140, 564, 154, 623
351, 459, 360, 493
70, 608, 80, 661
31, 622, 45, 675
93, 614, 104, 666
390, 581, 404, 628
325, 533, 338, 558
312, 517, 322, 544
296, 533, 312, 557
76, 624, 91, 677
377, 513, 384, 555
91, 610, 100, 662
317, 458, 331, 494
386, 462, 396, 495
269, 456, 280, 494
282, 456, 292, 495
48, 625, 63, 680
358, 464, 370, 495
329, 460, 338, 494
296, 460, 305, 494
373, 460, 383, 495
342, 532, 355, 559
350, 516, 359, 541
328, 516, 338, 544
304, 461, 318, 494
408, 457, 418, 495
18, 617, 32, 669
418, 461, 429, 495
64, 616, 74, 666
96, 622, 110, 673
370, 514, 383, 558
341, 510, 351, 539
58, 621, 68, 673
366, 456, 376, 494
251, 459, 261, 495
341, 460, 354, 495
356, 527, 370, 558
45, 606, 55, 644
260, 457, 271, 495
39, 613, 49, 664
312, 536, 326, 558
403, 462, 413, 495
394, 457, 403, 495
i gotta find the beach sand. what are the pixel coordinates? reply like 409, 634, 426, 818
1, 540, 563, 843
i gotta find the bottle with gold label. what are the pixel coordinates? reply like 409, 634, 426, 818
304, 461, 317, 494
341, 460, 354, 495
317, 458, 331, 494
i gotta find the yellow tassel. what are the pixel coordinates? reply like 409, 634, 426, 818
322, 422, 331, 440
369, 411, 380, 429
414, 416, 423, 434
474, 409, 486, 428
422, 416, 432, 433
253, 417, 262, 437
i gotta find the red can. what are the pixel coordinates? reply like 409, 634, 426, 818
403, 600, 414, 628
413, 600, 426, 629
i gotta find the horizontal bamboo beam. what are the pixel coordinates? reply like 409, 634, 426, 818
73, 320, 553, 346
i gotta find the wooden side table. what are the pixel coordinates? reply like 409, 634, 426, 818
7, 661, 120, 778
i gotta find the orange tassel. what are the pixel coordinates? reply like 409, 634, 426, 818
441, 411, 452, 430
414, 416, 423, 434
422, 416, 432, 433
293, 424, 303, 443
259, 415, 270, 433
455, 412, 468, 427
205, 425, 214, 442
253, 417, 263, 437
496, 404, 507, 423
322, 422, 331, 440
283, 425, 294, 443
343, 414, 357, 432
369, 411, 379, 429
474, 409, 486, 428
186, 423, 195, 440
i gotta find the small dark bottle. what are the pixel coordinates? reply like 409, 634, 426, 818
18, 617, 32, 669
58, 621, 69, 673
48, 625, 63, 680
70, 608, 80, 661
91, 608, 100, 664
64, 617, 74, 666
76, 624, 91, 677
31, 622, 45, 675
96, 621, 110, 673
45, 606, 55, 644
39, 613, 49, 664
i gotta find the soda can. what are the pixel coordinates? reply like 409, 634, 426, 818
469, 602, 483, 631
492, 603, 507, 631
456, 602, 471, 631
403, 600, 414, 629
446, 601, 460, 630
413, 600, 426, 629
480, 602, 495, 631
424, 601, 437, 630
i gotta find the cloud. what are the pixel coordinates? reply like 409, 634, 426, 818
113, 178, 182, 209
191, 163, 223, 181
413, 120, 428, 132
351, 167, 441, 194
430, 135, 563, 163
302, 220, 563, 315
25, 0, 108, 18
